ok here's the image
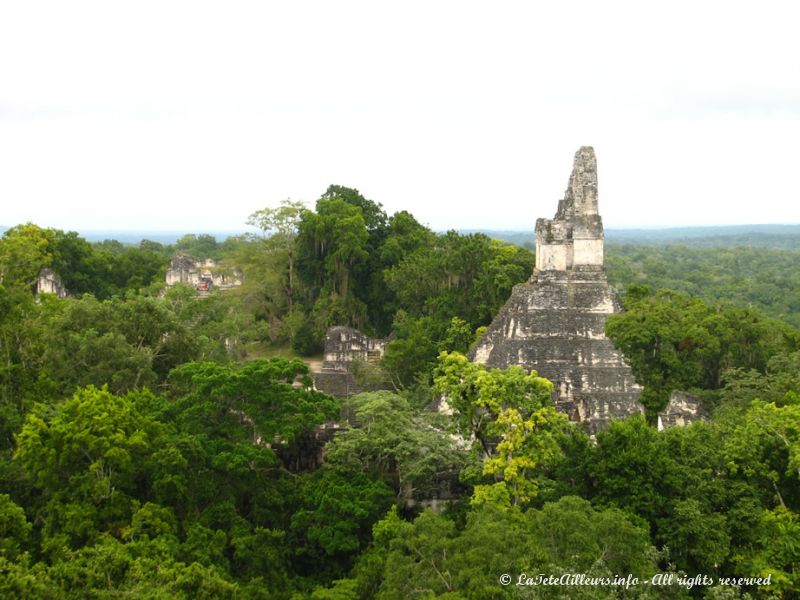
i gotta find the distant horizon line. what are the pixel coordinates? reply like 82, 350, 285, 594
3, 223, 800, 234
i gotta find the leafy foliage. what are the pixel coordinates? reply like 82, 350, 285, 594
606, 287, 798, 417
606, 243, 800, 328
2, 194, 798, 598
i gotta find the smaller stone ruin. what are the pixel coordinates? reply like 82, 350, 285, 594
36, 268, 68, 298
165, 254, 241, 292
657, 391, 709, 431
313, 326, 391, 397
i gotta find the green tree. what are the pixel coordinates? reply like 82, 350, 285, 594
36, 293, 197, 397
380, 312, 441, 389
588, 416, 680, 528
0, 223, 55, 289
434, 352, 564, 508
174, 233, 220, 259
14, 386, 168, 551
328, 497, 661, 600
324, 391, 468, 504
0, 494, 31, 560
168, 359, 339, 449
297, 197, 371, 342
0, 285, 46, 447
247, 199, 306, 313
320, 185, 387, 234
736, 506, 800, 594
722, 399, 800, 511
291, 469, 394, 576
606, 288, 797, 417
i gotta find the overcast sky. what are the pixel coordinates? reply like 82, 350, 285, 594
2, 1, 799, 233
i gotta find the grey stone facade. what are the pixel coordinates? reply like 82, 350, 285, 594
314, 326, 391, 397
36, 268, 68, 298
165, 254, 241, 292
657, 391, 709, 431
470, 147, 645, 433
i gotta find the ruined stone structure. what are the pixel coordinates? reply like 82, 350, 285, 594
165, 254, 241, 292
314, 326, 391, 397
657, 391, 709, 431
470, 147, 644, 433
36, 268, 67, 298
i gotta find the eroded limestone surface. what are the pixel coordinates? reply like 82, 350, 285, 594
657, 391, 709, 431
470, 147, 644, 433
165, 254, 241, 292
36, 268, 68, 298
314, 326, 391, 397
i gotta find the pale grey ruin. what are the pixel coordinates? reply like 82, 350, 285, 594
469, 147, 646, 433
314, 326, 391, 397
657, 391, 709, 431
35, 268, 68, 298
165, 254, 242, 292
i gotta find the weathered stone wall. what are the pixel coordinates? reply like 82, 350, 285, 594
165, 254, 242, 290
535, 235, 571, 271
572, 238, 604, 266
534, 147, 605, 274
657, 391, 709, 430
471, 268, 643, 432
36, 268, 67, 298
322, 326, 388, 368
314, 326, 391, 397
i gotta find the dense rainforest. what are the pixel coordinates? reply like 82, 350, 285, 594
1, 186, 798, 598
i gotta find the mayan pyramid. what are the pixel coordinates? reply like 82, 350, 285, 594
469, 147, 644, 432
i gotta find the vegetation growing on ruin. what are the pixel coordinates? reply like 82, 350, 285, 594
1, 187, 799, 597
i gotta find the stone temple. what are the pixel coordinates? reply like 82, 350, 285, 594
469, 147, 644, 432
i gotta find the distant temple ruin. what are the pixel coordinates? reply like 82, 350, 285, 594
165, 254, 241, 292
36, 268, 68, 298
469, 147, 645, 433
314, 326, 391, 397
657, 391, 709, 431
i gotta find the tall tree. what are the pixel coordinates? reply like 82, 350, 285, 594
434, 352, 565, 508
0, 223, 55, 289
247, 200, 306, 313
